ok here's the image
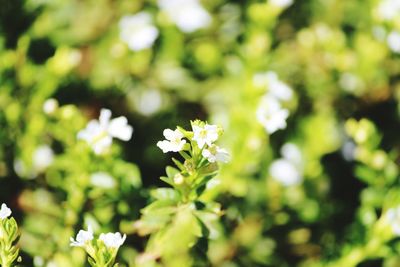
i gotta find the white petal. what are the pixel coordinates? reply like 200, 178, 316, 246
0, 203, 12, 219
77, 120, 101, 142
93, 136, 113, 155
157, 140, 172, 153
216, 148, 230, 163
99, 109, 112, 127
163, 129, 176, 140
108, 116, 133, 141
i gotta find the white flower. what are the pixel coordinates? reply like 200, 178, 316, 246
157, 128, 187, 153
269, 159, 302, 186
386, 207, 400, 235
90, 172, 116, 189
253, 72, 293, 101
266, 73, 293, 102
43, 98, 59, 114
134, 89, 163, 116
70, 226, 94, 247
99, 232, 126, 249
77, 109, 133, 155
158, 0, 211, 33
377, 0, 400, 21
202, 145, 230, 163
33, 145, 54, 172
281, 143, 302, 167
192, 124, 219, 148
256, 96, 289, 134
119, 12, 159, 51
0, 203, 12, 220
387, 31, 400, 53
270, 0, 294, 8
339, 73, 363, 93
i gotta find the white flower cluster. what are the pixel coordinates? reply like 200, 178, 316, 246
386, 206, 400, 235
78, 109, 133, 155
70, 226, 126, 249
0, 203, 11, 220
157, 122, 230, 163
158, 0, 211, 33
119, 12, 159, 51
269, 143, 303, 186
255, 71, 294, 134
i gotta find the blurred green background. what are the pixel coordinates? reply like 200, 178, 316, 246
1, 0, 400, 266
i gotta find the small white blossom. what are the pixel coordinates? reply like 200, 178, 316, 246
158, 0, 211, 33
270, 0, 294, 8
78, 109, 133, 155
266, 73, 294, 101
192, 124, 219, 149
269, 159, 302, 186
90, 172, 116, 189
135, 89, 163, 116
33, 145, 54, 172
281, 143, 302, 167
99, 232, 126, 249
202, 145, 230, 163
43, 98, 59, 114
386, 206, 400, 235
157, 128, 187, 153
256, 96, 289, 134
387, 31, 400, 53
253, 72, 293, 101
70, 226, 94, 247
0, 203, 12, 220
339, 73, 364, 93
119, 12, 159, 51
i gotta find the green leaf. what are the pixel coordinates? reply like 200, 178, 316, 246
150, 188, 179, 201
172, 158, 185, 172
166, 166, 179, 179
160, 176, 174, 187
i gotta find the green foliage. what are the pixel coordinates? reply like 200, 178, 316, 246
0, 216, 20, 267
1, 0, 400, 266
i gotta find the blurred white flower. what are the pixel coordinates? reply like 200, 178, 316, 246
192, 124, 219, 148
270, 0, 294, 8
78, 109, 133, 155
202, 144, 230, 163
33, 145, 54, 173
90, 172, 116, 189
0, 203, 11, 220
99, 232, 126, 249
266, 72, 294, 101
281, 143, 302, 166
135, 89, 163, 116
339, 73, 364, 93
43, 98, 59, 114
341, 140, 356, 162
253, 71, 293, 101
386, 206, 400, 235
269, 159, 302, 186
157, 128, 187, 153
387, 31, 400, 53
70, 226, 94, 247
256, 96, 289, 134
158, 0, 211, 33
119, 12, 159, 51
377, 0, 400, 21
